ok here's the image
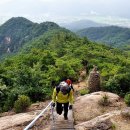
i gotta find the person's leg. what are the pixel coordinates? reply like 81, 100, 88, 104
63, 102, 69, 119
56, 102, 63, 115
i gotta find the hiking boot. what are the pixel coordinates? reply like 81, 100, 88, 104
58, 112, 62, 115
64, 116, 68, 120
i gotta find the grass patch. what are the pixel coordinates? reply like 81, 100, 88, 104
79, 88, 89, 96
98, 94, 110, 106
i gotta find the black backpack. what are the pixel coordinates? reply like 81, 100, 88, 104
56, 85, 71, 95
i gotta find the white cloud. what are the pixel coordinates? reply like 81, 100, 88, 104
0, 0, 12, 5
83, 15, 130, 27
90, 11, 99, 15
0, 0, 130, 27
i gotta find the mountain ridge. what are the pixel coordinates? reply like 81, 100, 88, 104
0, 17, 61, 57
76, 25, 130, 47
60, 19, 107, 32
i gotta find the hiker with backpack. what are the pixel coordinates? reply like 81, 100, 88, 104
51, 81, 74, 120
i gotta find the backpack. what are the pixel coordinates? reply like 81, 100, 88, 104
56, 84, 71, 95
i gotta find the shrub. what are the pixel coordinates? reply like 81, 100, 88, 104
79, 88, 89, 96
104, 74, 130, 97
14, 95, 31, 113
112, 123, 116, 130
124, 94, 130, 106
3, 92, 18, 112
103, 77, 121, 95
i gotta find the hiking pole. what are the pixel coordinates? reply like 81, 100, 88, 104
51, 105, 56, 130
51, 105, 54, 121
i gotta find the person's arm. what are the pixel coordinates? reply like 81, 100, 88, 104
70, 84, 74, 91
52, 88, 57, 103
69, 90, 74, 105
69, 90, 74, 109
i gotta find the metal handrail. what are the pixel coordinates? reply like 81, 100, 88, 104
24, 101, 53, 130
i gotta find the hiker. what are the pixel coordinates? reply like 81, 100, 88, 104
51, 81, 74, 120
66, 79, 74, 92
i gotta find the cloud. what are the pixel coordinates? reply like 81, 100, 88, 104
0, 0, 130, 27
0, 0, 12, 5
90, 11, 99, 15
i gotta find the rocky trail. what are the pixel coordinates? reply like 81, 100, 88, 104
0, 79, 130, 130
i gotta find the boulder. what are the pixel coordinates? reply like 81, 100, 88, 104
73, 91, 121, 123
0, 113, 35, 130
75, 111, 120, 130
121, 107, 130, 118
88, 66, 100, 92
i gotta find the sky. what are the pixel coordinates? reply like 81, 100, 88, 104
0, 0, 130, 26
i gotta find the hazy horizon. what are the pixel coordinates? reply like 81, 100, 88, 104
0, 0, 130, 27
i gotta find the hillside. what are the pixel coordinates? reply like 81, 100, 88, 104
76, 26, 130, 48
0, 17, 60, 57
60, 19, 107, 32
0, 27, 130, 113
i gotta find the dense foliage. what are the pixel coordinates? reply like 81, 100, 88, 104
0, 18, 130, 112
77, 26, 130, 48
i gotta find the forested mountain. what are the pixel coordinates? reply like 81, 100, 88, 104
0, 17, 60, 57
76, 26, 130, 48
0, 27, 130, 112
60, 20, 107, 32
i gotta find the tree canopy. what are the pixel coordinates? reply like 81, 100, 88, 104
0, 20, 130, 112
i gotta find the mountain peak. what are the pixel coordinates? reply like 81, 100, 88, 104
2, 17, 33, 27
0, 17, 61, 56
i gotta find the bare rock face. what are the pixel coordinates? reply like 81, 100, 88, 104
73, 91, 121, 124
74, 111, 120, 130
75, 118, 112, 130
4, 37, 11, 44
74, 91, 130, 130
121, 107, 130, 118
0, 101, 51, 130
0, 112, 35, 130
